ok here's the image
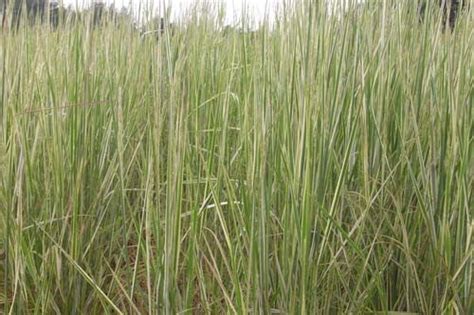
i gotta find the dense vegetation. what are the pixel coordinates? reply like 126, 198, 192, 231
0, 1, 472, 314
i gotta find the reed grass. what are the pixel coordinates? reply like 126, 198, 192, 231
0, 1, 472, 313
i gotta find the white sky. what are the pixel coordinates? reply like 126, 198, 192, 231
60, 1, 363, 25
60, 1, 283, 25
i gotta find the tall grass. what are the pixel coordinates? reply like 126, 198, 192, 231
0, 1, 472, 313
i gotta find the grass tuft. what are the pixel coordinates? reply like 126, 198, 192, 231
0, 1, 472, 313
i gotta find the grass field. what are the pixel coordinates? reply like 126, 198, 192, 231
0, 1, 473, 313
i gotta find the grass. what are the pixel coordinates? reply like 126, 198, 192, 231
0, 0, 472, 313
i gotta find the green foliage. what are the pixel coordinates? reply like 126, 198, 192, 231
0, 1, 472, 314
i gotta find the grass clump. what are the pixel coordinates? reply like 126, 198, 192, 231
0, 0, 472, 314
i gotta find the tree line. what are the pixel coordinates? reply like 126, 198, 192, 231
1, 0, 136, 30
1, 1, 469, 33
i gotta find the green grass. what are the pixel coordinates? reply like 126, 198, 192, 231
0, 1, 472, 314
